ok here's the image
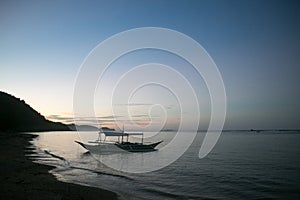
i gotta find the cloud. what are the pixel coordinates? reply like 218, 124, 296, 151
46, 114, 161, 125
165, 104, 175, 110
115, 103, 154, 106
46, 114, 74, 121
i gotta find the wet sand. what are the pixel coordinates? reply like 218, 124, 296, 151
0, 131, 118, 199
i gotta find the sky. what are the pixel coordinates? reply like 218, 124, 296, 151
1, 0, 300, 130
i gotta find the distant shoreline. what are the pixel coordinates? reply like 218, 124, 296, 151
0, 131, 118, 199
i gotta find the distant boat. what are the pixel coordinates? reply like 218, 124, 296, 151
75, 128, 162, 154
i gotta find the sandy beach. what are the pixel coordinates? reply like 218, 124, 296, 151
0, 131, 118, 200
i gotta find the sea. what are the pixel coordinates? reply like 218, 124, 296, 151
28, 130, 300, 199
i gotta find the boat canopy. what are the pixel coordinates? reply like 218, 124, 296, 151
102, 131, 128, 136
98, 130, 146, 144
101, 131, 143, 137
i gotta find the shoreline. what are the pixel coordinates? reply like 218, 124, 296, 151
0, 131, 118, 199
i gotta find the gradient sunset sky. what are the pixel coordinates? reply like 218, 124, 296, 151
1, 0, 299, 130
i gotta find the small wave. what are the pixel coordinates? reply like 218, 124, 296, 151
69, 166, 133, 180
44, 150, 70, 165
44, 150, 67, 161
140, 187, 197, 199
43, 150, 132, 181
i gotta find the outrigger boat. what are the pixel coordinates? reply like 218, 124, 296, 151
75, 128, 162, 153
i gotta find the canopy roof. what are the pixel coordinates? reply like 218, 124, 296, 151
101, 131, 143, 137
102, 131, 127, 136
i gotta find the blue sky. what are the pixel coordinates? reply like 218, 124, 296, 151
1, 0, 300, 129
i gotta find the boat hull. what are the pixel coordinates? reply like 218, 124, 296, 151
75, 141, 162, 154
116, 141, 162, 152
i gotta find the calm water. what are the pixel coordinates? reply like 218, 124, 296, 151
29, 131, 300, 199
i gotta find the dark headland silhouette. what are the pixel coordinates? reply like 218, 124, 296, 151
0, 91, 70, 132
0, 91, 114, 132
0, 91, 118, 199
